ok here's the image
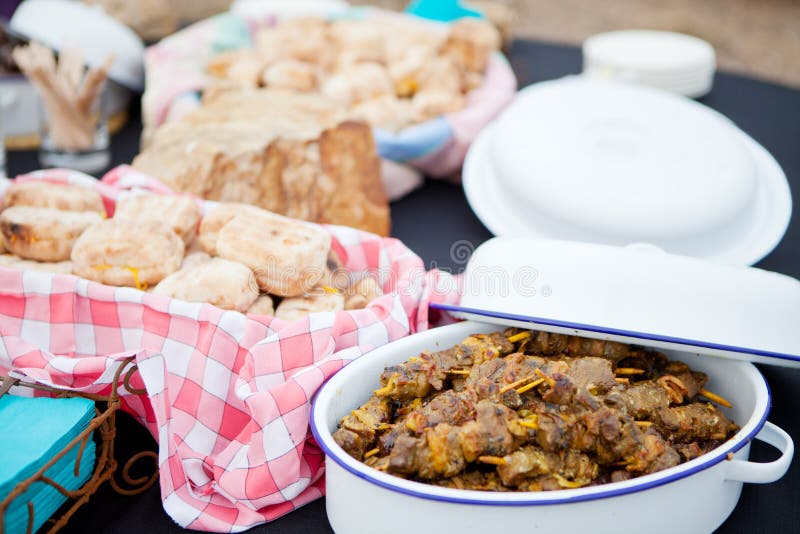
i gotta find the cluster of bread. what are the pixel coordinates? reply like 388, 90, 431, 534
134, 89, 390, 236
206, 16, 501, 132
0, 181, 382, 319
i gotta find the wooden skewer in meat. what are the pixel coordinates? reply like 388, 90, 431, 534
12, 42, 113, 151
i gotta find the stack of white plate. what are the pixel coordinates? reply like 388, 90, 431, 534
463, 77, 792, 266
583, 30, 715, 98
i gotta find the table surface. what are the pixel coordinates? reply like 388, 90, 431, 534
7, 39, 800, 534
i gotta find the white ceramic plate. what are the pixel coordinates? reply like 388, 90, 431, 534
463, 91, 791, 266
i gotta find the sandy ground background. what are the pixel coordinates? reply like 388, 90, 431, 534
351, 0, 800, 88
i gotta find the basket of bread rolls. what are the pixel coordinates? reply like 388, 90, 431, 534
0, 167, 459, 531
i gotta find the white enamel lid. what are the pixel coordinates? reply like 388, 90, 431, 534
432, 237, 800, 368
465, 77, 792, 265
10, 0, 145, 90
492, 77, 755, 243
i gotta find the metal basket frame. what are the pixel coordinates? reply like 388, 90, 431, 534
0, 356, 158, 534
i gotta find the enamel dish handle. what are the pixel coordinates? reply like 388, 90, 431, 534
725, 422, 794, 484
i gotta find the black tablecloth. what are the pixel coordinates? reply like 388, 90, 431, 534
7, 40, 800, 534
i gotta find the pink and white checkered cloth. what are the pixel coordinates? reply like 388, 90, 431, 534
0, 168, 461, 532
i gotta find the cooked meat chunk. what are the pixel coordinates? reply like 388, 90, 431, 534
498, 448, 598, 488
404, 389, 478, 434
389, 424, 466, 479
333, 395, 391, 459
459, 400, 517, 462
623, 381, 672, 419
656, 403, 736, 443
565, 357, 618, 393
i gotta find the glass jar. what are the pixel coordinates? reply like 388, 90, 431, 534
38, 86, 110, 174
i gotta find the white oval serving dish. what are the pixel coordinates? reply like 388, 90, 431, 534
311, 321, 793, 534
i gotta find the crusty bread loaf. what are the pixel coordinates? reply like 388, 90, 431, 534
153, 257, 259, 312
214, 209, 330, 297
0, 207, 103, 262
133, 89, 390, 236
71, 219, 184, 288
1, 181, 105, 214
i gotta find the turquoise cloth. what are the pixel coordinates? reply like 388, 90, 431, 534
405, 0, 482, 22
0, 396, 96, 534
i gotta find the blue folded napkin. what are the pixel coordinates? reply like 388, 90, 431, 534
0, 396, 96, 534
2, 441, 96, 534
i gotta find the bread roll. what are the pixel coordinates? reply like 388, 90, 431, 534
198, 202, 267, 255
261, 60, 318, 92
1, 181, 105, 214
351, 96, 414, 133
275, 291, 344, 322
331, 21, 385, 68
215, 211, 330, 297
114, 194, 201, 244
71, 219, 184, 289
334, 63, 394, 104
441, 18, 501, 73
181, 251, 211, 269
255, 17, 332, 66
412, 90, 465, 122
345, 277, 384, 310
153, 257, 258, 312
247, 295, 275, 316
0, 254, 73, 274
0, 207, 103, 262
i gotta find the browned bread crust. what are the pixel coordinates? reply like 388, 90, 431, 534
133, 89, 390, 236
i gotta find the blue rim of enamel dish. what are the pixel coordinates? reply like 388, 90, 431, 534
310, 345, 772, 506
430, 303, 800, 364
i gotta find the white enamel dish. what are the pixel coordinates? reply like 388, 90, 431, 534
311, 237, 798, 532
311, 321, 793, 534
462, 78, 792, 266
